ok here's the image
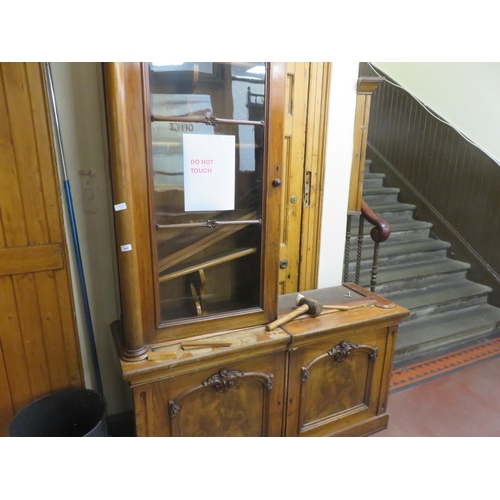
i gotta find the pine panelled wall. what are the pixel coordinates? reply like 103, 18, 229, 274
0, 63, 84, 435
358, 62, 500, 307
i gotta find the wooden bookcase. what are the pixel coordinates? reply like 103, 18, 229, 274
104, 63, 408, 436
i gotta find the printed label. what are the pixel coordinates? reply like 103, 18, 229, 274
114, 202, 127, 211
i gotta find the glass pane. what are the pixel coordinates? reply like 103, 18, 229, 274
149, 62, 265, 120
148, 62, 267, 324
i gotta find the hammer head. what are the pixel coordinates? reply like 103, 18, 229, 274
295, 293, 323, 316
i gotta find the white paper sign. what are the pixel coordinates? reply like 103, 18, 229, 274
183, 134, 235, 211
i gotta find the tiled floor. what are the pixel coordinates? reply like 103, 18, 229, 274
373, 335, 500, 437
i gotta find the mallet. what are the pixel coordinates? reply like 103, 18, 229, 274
266, 294, 323, 331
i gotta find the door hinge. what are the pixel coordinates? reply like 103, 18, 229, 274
304, 171, 311, 206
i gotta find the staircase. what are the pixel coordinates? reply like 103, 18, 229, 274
349, 160, 500, 362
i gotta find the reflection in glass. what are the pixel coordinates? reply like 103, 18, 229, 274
148, 63, 267, 324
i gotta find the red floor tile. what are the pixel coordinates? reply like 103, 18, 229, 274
390, 337, 500, 391
374, 354, 500, 436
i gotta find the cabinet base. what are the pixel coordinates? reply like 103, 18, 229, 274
328, 413, 389, 437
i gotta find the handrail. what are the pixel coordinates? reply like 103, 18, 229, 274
343, 200, 391, 292
361, 200, 390, 243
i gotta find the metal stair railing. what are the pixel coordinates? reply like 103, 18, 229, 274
343, 200, 391, 292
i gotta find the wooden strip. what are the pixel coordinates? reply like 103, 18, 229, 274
54, 270, 84, 387
299, 62, 330, 291
0, 215, 5, 249
12, 273, 52, 396
25, 63, 63, 244
157, 210, 257, 272
283, 62, 308, 293
2, 63, 49, 245
348, 94, 367, 213
0, 244, 63, 276
0, 71, 28, 248
159, 247, 257, 282
135, 388, 154, 436
181, 340, 232, 349
147, 350, 178, 360
0, 342, 15, 436
0, 276, 33, 412
34, 272, 71, 389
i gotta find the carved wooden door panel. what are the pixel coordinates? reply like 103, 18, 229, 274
133, 352, 286, 436
286, 327, 389, 437
0, 63, 83, 435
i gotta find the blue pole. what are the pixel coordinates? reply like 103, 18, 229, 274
44, 62, 104, 396
62, 179, 104, 395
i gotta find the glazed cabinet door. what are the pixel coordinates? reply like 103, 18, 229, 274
104, 62, 285, 360
285, 326, 394, 437
133, 352, 286, 436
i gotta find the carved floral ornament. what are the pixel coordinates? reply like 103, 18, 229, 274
331, 341, 359, 362
301, 341, 378, 381
204, 368, 245, 393
168, 368, 273, 418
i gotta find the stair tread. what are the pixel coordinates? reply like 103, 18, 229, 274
385, 280, 492, 311
351, 219, 432, 236
362, 156, 500, 361
358, 258, 470, 285
360, 202, 416, 213
396, 304, 500, 351
364, 173, 385, 179
349, 238, 451, 261
363, 187, 400, 195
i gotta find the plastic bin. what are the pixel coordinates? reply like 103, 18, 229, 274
8, 388, 107, 437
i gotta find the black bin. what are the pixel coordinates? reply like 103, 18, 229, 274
8, 388, 107, 437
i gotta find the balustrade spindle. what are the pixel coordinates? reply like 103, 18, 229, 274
343, 200, 390, 293
343, 215, 352, 283
355, 216, 364, 285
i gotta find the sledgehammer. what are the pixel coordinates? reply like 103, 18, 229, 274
266, 294, 323, 331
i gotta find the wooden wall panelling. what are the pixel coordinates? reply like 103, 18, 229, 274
0, 63, 83, 435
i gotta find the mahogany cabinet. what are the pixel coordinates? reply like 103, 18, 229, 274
104, 62, 409, 437
111, 284, 407, 437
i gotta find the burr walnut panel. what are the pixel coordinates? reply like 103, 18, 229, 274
132, 348, 287, 437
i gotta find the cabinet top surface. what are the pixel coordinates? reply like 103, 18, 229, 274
279, 283, 409, 338
113, 321, 290, 383
113, 284, 408, 383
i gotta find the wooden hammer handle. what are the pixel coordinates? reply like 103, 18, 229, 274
266, 304, 309, 331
